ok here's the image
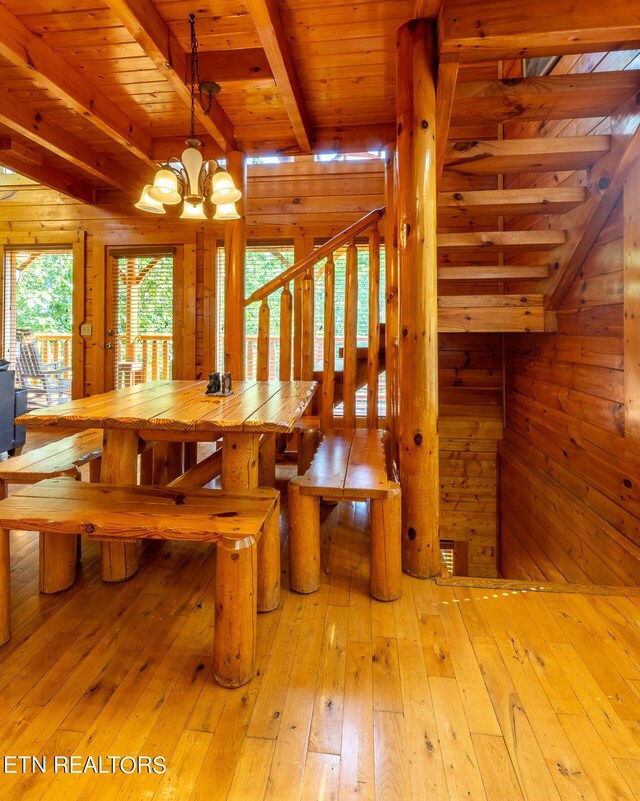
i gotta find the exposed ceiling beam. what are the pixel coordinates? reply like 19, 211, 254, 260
198, 49, 273, 83
414, 0, 443, 16
452, 71, 640, 126
436, 55, 459, 181
0, 3, 154, 169
0, 139, 94, 204
538, 91, 640, 309
439, 0, 640, 62
246, 0, 313, 152
0, 87, 141, 192
151, 123, 396, 160
104, 0, 236, 151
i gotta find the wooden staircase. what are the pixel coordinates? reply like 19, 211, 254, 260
244, 127, 615, 425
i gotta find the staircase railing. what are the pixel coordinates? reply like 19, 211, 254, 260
244, 207, 387, 429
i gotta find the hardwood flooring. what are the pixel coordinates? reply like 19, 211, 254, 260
0, 448, 639, 799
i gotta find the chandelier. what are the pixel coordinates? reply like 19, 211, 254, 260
135, 14, 242, 220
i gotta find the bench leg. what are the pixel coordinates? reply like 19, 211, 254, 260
39, 533, 77, 594
0, 528, 9, 645
213, 536, 257, 688
288, 476, 321, 593
370, 482, 402, 601
258, 434, 276, 488
184, 442, 198, 470
257, 494, 281, 612
297, 427, 318, 475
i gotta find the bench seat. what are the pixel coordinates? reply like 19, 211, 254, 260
0, 477, 281, 688
289, 429, 401, 601
0, 429, 103, 487
0, 430, 104, 594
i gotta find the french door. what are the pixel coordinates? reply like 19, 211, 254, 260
105, 248, 175, 391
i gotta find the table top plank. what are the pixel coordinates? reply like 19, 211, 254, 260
17, 380, 317, 435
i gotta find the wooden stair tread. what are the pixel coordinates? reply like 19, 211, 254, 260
445, 135, 610, 175
451, 71, 640, 126
438, 265, 549, 280
1, 478, 277, 540
438, 230, 566, 252
299, 429, 389, 499
438, 187, 586, 218
0, 430, 103, 483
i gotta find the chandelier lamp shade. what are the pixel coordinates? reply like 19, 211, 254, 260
135, 14, 241, 221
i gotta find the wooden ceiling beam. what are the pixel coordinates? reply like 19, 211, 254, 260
445, 136, 611, 174
246, 0, 313, 153
452, 71, 640, 126
0, 139, 94, 204
538, 91, 640, 309
151, 123, 396, 160
439, 0, 640, 62
197, 49, 273, 83
0, 3, 153, 169
104, 0, 236, 151
0, 87, 142, 192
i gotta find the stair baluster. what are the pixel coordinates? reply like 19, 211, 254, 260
257, 299, 270, 380
343, 238, 358, 428
279, 283, 292, 381
321, 255, 336, 429
367, 222, 381, 428
301, 271, 315, 381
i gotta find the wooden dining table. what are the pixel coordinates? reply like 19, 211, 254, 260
17, 379, 317, 582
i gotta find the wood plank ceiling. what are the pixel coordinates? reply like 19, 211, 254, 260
0, 0, 637, 304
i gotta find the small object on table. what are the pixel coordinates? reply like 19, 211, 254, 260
205, 371, 234, 396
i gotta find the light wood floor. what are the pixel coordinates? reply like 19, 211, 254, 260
1, 456, 640, 799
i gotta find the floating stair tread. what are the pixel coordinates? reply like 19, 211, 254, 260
438, 264, 549, 280
451, 71, 640, 126
438, 187, 587, 218
445, 135, 610, 175
438, 230, 566, 252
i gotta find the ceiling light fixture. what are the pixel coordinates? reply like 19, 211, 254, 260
135, 14, 241, 220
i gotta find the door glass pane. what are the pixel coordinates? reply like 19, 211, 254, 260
3, 248, 73, 408
112, 253, 174, 388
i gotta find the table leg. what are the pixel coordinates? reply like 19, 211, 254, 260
221, 432, 260, 490
258, 434, 276, 488
153, 441, 184, 485
100, 429, 140, 582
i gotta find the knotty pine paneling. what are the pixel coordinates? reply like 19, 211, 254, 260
502, 201, 640, 583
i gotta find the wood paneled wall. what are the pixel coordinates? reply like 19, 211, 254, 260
500, 50, 640, 584
0, 158, 504, 577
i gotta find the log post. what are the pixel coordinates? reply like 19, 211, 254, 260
258, 433, 276, 487
396, 19, 440, 578
224, 150, 247, 379
279, 283, 293, 380
384, 144, 399, 447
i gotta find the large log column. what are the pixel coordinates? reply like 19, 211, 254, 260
224, 151, 247, 379
396, 19, 440, 578
384, 143, 399, 452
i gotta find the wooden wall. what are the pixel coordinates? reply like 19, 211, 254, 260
500, 51, 640, 585
0, 156, 503, 577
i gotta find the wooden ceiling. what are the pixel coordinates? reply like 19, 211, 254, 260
0, 0, 637, 209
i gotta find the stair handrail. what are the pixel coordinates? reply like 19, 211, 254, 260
244, 206, 385, 305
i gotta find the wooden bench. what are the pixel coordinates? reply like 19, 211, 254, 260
0, 477, 281, 688
0, 429, 103, 594
288, 429, 401, 601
